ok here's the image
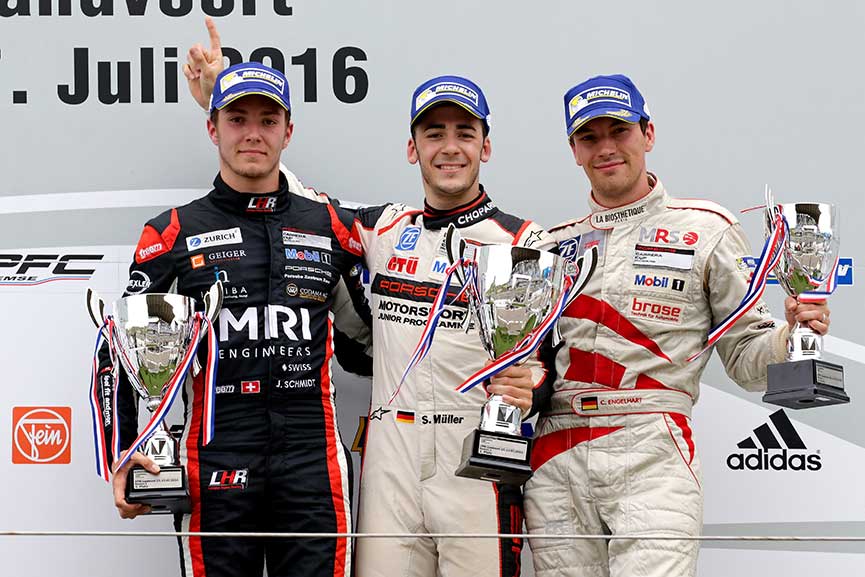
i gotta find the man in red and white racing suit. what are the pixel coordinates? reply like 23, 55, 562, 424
523, 74, 831, 577
351, 76, 555, 577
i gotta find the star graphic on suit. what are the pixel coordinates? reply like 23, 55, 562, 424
525, 230, 544, 247
369, 407, 392, 420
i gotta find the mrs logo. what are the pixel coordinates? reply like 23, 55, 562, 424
12, 407, 72, 464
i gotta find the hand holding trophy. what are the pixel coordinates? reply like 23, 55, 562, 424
400, 225, 596, 485
86, 282, 223, 514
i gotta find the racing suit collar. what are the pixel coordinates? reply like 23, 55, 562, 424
421, 185, 499, 230
209, 172, 291, 215
587, 173, 666, 229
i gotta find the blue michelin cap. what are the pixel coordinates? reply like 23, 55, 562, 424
563, 74, 650, 137
210, 62, 291, 114
410, 75, 491, 132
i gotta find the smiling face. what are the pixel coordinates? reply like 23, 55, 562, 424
570, 116, 655, 207
407, 103, 491, 210
207, 94, 293, 193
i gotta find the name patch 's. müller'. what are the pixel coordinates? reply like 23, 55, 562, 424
633, 244, 694, 270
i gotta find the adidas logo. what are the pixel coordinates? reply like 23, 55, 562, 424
726, 409, 822, 471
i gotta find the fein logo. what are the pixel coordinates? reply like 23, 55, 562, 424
726, 410, 822, 471
12, 407, 72, 464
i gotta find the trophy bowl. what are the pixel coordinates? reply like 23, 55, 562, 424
763, 201, 848, 409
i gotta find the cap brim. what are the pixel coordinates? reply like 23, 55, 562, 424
567, 106, 640, 137
212, 90, 290, 112
411, 97, 484, 126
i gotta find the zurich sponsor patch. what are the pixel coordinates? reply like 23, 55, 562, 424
186, 227, 243, 252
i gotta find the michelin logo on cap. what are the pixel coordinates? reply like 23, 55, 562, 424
415, 82, 480, 110
569, 86, 632, 118
220, 68, 286, 94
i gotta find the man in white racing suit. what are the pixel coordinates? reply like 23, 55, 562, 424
523, 73, 831, 577
352, 75, 554, 577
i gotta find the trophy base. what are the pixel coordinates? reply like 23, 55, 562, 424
764, 359, 849, 409
125, 465, 191, 515
455, 429, 533, 486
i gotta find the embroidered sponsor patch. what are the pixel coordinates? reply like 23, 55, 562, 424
630, 296, 683, 324
186, 227, 243, 252
282, 230, 333, 251
633, 244, 694, 270
395, 226, 421, 251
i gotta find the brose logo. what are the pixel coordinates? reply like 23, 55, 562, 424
726, 409, 822, 471
12, 407, 72, 464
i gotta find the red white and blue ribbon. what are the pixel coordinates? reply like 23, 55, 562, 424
391, 259, 475, 404
88, 321, 113, 482
687, 208, 788, 362
200, 315, 218, 445
455, 275, 575, 394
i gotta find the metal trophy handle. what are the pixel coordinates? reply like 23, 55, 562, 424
192, 280, 224, 376
761, 193, 847, 409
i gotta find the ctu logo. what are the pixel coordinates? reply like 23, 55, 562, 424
387, 256, 419, 275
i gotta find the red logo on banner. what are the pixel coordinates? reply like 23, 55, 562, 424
12, 407, 72, 464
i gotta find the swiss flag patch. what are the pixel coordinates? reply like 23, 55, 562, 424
241, 380, 261, 394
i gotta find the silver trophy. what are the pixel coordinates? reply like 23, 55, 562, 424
445, 226, 596, 484
762, 200, 848, 408
86, 282, 223, 513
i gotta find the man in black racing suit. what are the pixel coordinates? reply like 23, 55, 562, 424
97, 62, 372, 577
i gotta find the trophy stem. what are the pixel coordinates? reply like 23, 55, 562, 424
142, 423, 178, 467
479, 394, 522, 435
787, 321, 823, 362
